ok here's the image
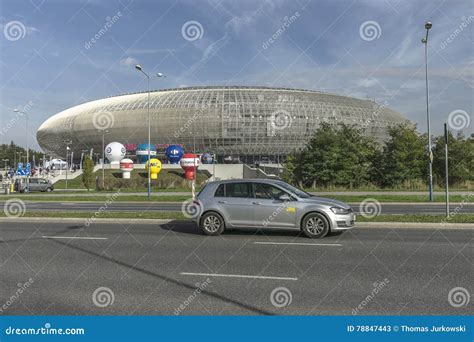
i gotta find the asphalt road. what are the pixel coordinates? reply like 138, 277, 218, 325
2, 201, 473, 215
0, 220, 472, 315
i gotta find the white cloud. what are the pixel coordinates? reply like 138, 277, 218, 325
119, 57, 138, 67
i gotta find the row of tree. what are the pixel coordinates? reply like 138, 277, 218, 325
0, 142, 44, 168
283, 123, 473, 189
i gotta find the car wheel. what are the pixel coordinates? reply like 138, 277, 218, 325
301, 213, 329, 238
199, 212, 225, 236
46, 187, 52, 192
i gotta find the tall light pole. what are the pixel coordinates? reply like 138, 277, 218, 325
13, 108, 29, 165
80, 149, 89, 170
444, 123, 449, 217
64, 140, 72, 190
2, 159, 8, 175
99, 129, 109, 189
422, 21, 433, 202
134, 64, 166, 198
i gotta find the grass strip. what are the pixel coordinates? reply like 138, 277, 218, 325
2, 211, 472, 223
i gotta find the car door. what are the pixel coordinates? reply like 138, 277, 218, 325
39, 179, 49, 191
215, 182, 255, 227
252, 182, 298, 228
28, 178, 38, 191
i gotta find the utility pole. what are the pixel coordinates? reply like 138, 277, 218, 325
422, 21, 434, 201
444, 123, 449, 218
64, 140, 72, 190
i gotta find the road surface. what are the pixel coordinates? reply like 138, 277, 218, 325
2, 201, 473, 215
0, 220, 471, 315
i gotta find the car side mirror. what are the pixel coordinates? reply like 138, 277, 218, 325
279, 193, 292, 201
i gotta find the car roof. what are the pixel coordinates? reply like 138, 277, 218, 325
207, 178, 284, 186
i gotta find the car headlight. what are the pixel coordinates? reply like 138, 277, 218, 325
330, 207, 351, 215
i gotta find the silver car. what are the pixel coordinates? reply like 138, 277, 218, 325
194, 179, 355, 238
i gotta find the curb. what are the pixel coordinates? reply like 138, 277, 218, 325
1, 217, 472, 229
354, 222, 474, 229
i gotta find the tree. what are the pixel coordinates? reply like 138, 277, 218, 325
432, 131, 473, 187
285, 123, 378, 188
0, 141, 45, 168
282, 153, 298, 184
82, 156, 94, 191
379, 124, 426, 187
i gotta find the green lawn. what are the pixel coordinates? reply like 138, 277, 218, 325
2, 211, 472, 224
357, 214, 474, 223
0, 194, 191, 202
53, 168, 209, 191
319, 194, 469, 203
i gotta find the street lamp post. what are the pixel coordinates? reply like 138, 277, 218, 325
99, 129, 109, 190
64, 140, 72, 190
422, 21, 433, 202
80, 149, 89, 170
13, 108, 29, 164
14, 108, 30, 190
2, 159, 8, 175
134, 65, 166, 198
444, 123, 449, 217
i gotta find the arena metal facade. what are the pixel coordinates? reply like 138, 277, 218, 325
37, 86, 409, 163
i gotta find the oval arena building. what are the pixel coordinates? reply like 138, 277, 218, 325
37, 86, 409, 163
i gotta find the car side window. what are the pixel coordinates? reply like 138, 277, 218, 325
225, 183, 252, 198
214, 184, 225, 197
254, 183, 287, 200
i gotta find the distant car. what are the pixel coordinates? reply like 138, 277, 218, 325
194, 179, 355, 238
14, 178, 54, 193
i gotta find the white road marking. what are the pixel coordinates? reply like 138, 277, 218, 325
180, 272, 297, 281
254, 242, 342, 247
42, 236, 108, 240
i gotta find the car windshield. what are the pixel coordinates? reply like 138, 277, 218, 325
274, 181, 312, 198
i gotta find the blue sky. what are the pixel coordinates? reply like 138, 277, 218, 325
0, 0, 472, 150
